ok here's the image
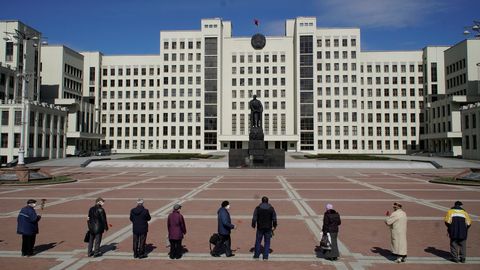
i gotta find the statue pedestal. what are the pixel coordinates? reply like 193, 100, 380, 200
228, 127, 285, 169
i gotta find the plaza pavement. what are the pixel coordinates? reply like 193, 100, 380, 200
0, 163, 479, 270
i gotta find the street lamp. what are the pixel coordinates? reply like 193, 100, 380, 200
463, 20, 480, 39
3, 29, 41, 166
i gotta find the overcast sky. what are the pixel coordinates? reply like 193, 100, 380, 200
1, 0, 478, 54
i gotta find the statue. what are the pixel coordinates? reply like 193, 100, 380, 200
249, 95, 263, 128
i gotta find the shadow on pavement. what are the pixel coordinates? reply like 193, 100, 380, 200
34, 241, 63, 254
424, 246, 451, 260
371, 246, 395, 261
99, 242, 118, 254
145, 243, 156, 255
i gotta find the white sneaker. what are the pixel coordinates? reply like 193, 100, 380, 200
395, 258, 402, 263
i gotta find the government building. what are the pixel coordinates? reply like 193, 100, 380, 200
1, 17, 479, 164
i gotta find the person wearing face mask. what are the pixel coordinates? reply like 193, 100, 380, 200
17, 199, 41, 256
213, 201, 235, 257
87, 197, 108, 257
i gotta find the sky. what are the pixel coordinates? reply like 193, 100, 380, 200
1, 0, 479, 55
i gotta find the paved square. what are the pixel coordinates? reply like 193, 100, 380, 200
0, 167, 478, 270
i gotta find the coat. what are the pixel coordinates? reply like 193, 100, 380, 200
17, 206, 41, 236
385, 209, 407, 256
252, 202, 277, 230
322, 209, 341, 233
217, 207, 234, 235
167, 210, 186, 240
444, 206, 472, 240
130, 205, 151, 235
88, 205, 108, 235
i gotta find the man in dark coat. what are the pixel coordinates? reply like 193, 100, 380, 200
252, 196, 277, 260
444, 201, 472, 263
87, 197, 108, 257
17, 199, 41, 256
213, 201, 235, 257
130, 199, 151, 259
167, 204, 186, 259
322, 203, 341, 261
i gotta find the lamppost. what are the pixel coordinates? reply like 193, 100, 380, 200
463, 20, 480, 38
3, 29, 41, 166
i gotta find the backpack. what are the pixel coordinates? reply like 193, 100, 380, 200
209, 233, 221, 250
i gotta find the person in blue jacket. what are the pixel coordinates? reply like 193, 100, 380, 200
213, 200, 235, 257
17, 199, 41, 256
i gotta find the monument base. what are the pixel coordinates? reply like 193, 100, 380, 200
228, 149, 285, 169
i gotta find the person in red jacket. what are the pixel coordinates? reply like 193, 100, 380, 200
167, 204, 186, 259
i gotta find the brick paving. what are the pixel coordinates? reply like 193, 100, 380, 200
0, 166, 478, 270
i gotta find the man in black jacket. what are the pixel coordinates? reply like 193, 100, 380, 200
87, 197, 108, 257
251, 196, 277, 260
130, 199, 151, 259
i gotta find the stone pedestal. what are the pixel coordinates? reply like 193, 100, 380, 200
228, 126, 285, 169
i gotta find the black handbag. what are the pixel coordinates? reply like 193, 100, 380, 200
84, 231, 90, 243
319, 233, 331, 250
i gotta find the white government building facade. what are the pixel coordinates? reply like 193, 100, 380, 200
1, 17, 479, 163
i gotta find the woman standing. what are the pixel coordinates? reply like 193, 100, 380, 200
167, 204, 186, 259
322, 203, 341, 261
385, 202, 407, 263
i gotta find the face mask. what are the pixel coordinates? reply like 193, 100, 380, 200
226, 205, 230, 210
98, 201, 104, 206
31, 204, 36, 208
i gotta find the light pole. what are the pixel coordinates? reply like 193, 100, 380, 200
3, 29, 40, 166
463, 20, 480, 38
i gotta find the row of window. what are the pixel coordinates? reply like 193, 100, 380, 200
64, 64, 82, 79
101, 112, 202, 124
362, 64, 422, 73
317, 62, 356, 72
102, 67, 161, 77
163, 64, 202, 73
317, 139, 414, 151
232, 54, 286, 64
317, 112, 418, 123
102, 89, 202, 99
446, 58, 466, 75
464, 113, 478, 129
361, 76, 424, 85
163, 40, 202, 50
0, 133, 64, 148
317, 100, 423, 110
316, 38, 357, 48
446, 73, 467, 89
317, 126, 417, 137
232, 77, 286, 87
1, 111, 64, 128
317, 51, 356, 60
317, 87, 422, 97
164, 53, 202, 62
464, 135, 478, 150
102, 126, 201, 137
232, 66, 286, 75
232, 89, 286, 99
106, 139, 202, 150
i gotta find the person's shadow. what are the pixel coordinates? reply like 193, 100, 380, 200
145, 243, 157, 255
99, 243, 118, 254
34, 242, 63, 255
371, 247, 395, 261
424, 246, 451, 260
314, 246, 326, 258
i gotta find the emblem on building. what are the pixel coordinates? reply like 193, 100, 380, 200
251, 33, 266, 50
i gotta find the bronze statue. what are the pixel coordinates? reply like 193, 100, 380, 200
249, 95, 263, 128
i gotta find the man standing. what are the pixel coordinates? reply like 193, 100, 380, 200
385, 202, 407, 263
213, 201, 235, 257
167, 204, 187, 259
444, 201, 472, 263
87, 197, 108, 257
251, 196, 277, 260
130, 199, 151, 259
17, 199, 41, 256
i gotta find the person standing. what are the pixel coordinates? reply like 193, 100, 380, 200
444, 201, 472, 263
167, 204, 186, 259
213, 201, 235, 257
130, 199, 151, 259
385, 202, 407, 263
17, 199, 41, 256
322, 203, 341, 261
251, 196, 277, 260
87, 197, 108, 257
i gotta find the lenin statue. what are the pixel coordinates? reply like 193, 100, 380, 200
249, 95, 263, 128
